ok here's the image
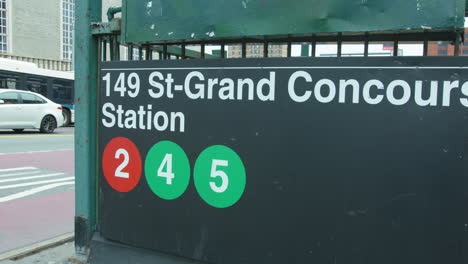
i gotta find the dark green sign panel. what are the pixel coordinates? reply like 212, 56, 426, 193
99, 57, 468, 263
122, 0, 465, 43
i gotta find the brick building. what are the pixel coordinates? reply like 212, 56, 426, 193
427, 28, 468, 56
228, 44, 287, 58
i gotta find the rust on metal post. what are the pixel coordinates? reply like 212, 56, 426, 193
90, 19, 121, 36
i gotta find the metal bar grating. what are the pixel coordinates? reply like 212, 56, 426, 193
98, 31, 465, 62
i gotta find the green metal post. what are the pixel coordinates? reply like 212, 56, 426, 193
138, 47, 143, 60
301, 44, 309, 56
107, 6, 122, 21
75, 0, 101, 255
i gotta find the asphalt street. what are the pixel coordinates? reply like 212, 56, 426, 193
0, 128, 74, 154
0, 127, 75, 256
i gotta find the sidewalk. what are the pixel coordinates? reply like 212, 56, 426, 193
0, 236, 85, 264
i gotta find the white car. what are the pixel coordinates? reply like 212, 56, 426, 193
0, 89, 64, 133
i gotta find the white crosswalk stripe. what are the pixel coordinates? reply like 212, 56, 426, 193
0, 167, 37, 173
0, 173, 65, 183
0, 167, 75, 202
0, 177, 75, 190
0, 170, 40, 178
0, 182, 75, 203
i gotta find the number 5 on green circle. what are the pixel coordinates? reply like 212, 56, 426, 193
210, 159, 229, 193
145, 141, 190, 200
194, 145, 246, 208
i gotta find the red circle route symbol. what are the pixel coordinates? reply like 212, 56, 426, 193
102, 137, 142, 192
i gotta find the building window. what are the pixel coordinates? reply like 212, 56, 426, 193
463, 50, 468, 54
132, 48, 140, 60
438, 42, 449, 47
0, 0, 7, 53
438, 50, 448, 55
62, 0, 75, 60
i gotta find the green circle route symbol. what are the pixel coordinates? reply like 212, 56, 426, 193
194, 145, 246, 208
145, 141, 190, 200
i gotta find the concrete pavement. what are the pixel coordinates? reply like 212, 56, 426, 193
0, 191, 75, 254
0, 128, 75, 259
0, 241, 81, 264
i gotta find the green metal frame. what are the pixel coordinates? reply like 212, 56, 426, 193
75, 0, 468, 259
75, 0, 101, 254
121, 0, 465, 44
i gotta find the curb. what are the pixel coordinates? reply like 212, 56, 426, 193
0, 233, 74, 261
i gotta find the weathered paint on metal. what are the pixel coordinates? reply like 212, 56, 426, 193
75, 0, 101, 254
91, 20, 121, 36
122, 0, 465, 44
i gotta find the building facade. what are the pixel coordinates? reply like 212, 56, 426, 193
228, 44, 288, 58
0, 0, 121, 71
427, 28, 468, 56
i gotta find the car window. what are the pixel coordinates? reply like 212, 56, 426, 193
0, 92, 19, 104
21, 93, 46, 104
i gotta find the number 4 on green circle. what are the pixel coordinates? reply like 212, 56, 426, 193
157, 153, 175, 185
145, 141, 190, 200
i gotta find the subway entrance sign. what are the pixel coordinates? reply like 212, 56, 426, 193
99, 57, 467, 264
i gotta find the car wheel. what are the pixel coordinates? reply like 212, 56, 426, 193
13, 129, 24, 133
39, 115, 57, 133
62, 109, 71, 127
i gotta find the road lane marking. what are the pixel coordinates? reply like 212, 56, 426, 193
0, 181, 75, 203
0, 134, 73, 138
0, 167, 37, 173
0, 149, 73, 155
0, 173, 65, 183
0, 171, 40, 178
0, 177, 75, 189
